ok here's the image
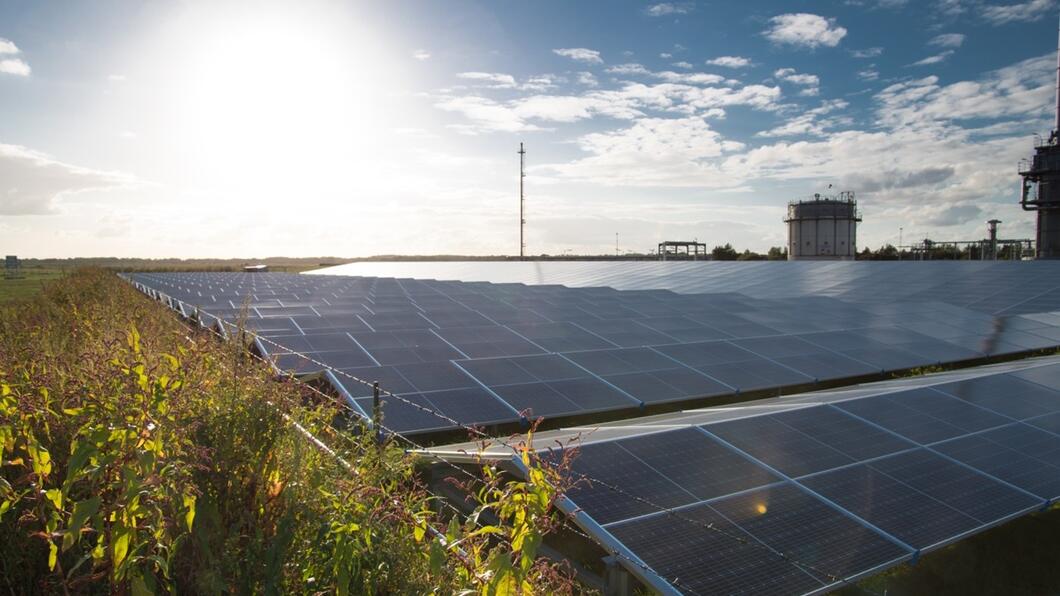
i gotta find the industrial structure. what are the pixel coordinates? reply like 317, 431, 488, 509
901, 220, 1034, 260
784, 191, 861, 260
1019, 17, 1060, 259
657, 240, 707, 260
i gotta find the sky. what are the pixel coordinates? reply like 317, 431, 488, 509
1, 0, 1059, 258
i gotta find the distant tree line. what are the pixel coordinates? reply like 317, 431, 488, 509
709, 244, 788, 261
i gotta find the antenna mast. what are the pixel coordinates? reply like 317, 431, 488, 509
1055, 12, 1060, 134
518, 142, 526, 259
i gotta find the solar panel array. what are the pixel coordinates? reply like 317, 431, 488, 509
126, 271, 1060, 435
313, 260, 1060, 316
457, 357, 1060, 595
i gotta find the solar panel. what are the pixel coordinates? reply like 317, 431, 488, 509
607, 499, 828, 596
127, 270, 1060, 437
798, 462, 981, 550
414, 357, 1060, 595
310, 260, 1060, 316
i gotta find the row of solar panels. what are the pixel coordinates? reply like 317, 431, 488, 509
125, 272, 1060, 435
312, 260, 1060, 316
429, 357, 1060, 595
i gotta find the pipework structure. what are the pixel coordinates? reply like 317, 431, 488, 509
899, 220, 1034, 260
658, 241, 708, 260
1019, 15, 1060, 259
784, 191, 861, 260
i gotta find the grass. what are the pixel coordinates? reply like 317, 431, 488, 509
0, 268, 66, 303
0, 269, 578, 594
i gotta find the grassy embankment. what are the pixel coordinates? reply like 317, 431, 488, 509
0, 269, 577, 594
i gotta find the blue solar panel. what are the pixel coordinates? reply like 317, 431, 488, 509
798, 462, 981, 550
835, 393, 970, 445
868, 449, 1042, 522
128, 270, 1060, 443
615, 428, 781, 500
607, 499, 828, 596
931, 430, 1060, 500
704, 415, 856, 477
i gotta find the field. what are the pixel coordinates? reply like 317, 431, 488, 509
0, 269, 577, 594
0, 268, 66, 303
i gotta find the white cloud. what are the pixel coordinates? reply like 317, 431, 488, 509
0, 143, 132, 214
763, 13, 848, 48
654, 71, 726, 85
576, 71, 599, 87
434, 77, 782, 134
0, 37, 29, 76
108, 74, 127, 82
434, 96, 544, 134
852, 0, 909, 7
929, 33, 966, 47
539, 116, 745, 187
910, 50, 955, 66
858, 68, 880, 81
937, 0, 968, 16
553, 48, 603, 64
851, 47, 883, 58
774, 68, 820, 87
981, 0, 1055, 25
0, 59, 30, 76
645, 3, 693, 16
671, 61, 694, 69
412, 49, 431, 60
659, 52, 673, 59
877, 53, 1054, 128
606, 63, 651, 76
757, 99, 851, 137
456, 71, 517, 88
523, 74, 560, 91
775, 67, 821, 97
707, 56, 753, 68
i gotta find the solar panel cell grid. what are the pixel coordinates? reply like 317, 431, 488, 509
798, 462, 981, 550
867, 449, 1042, 523
607, 501, 827, 596
931, 433, 1060, 499
707, 483, 911, 581
130, 271, 1060, 442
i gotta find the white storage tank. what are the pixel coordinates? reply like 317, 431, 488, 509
785, 191, 861, 261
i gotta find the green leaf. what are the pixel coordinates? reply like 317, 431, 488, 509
182, 493, 196, 533
64, 496, 100, 552
44, 488, 63, 511
29, 442, 52, 478
48, 541, 58, 571
65, 441, 95, 487
429, 539, 446, 575
128, 324, 141, 354
113, 525, 132, 570
131, 573, 151, 596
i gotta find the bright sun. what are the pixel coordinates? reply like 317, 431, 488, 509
163, 5, 399, 199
